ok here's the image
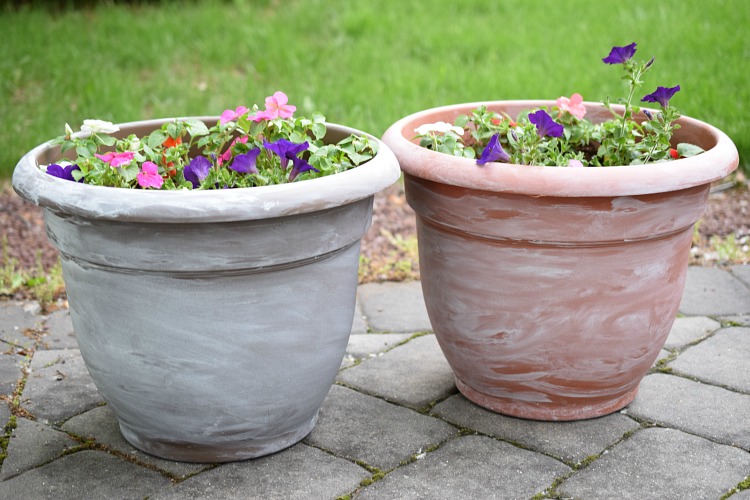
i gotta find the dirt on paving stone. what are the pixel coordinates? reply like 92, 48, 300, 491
1, 175, 748, 301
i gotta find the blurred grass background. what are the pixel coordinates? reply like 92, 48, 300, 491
1, 0, 748, 177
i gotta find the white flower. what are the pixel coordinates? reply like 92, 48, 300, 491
80, 119, 119, 135
414, 121, 464, 137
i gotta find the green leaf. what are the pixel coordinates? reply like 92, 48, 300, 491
119, 163, 139, 182
185, 119, 209, 137
148, 131, 168, 148
76, 145, 92, 158
676, 143, 705, 158
100, 135, 117, 147
312, 122, 326, 140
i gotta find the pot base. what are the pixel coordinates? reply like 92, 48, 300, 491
454, 376, 638, 421
118, 413, 318, 463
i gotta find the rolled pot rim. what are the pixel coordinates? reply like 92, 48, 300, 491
12, 117, 401, 222
381, 100, 739, 197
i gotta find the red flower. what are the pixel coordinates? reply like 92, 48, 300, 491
162, 136, 183, 177
669, 148, 680, 159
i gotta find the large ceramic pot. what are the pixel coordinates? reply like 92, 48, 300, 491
382, 101, 738, 421
13, 117, 400, 461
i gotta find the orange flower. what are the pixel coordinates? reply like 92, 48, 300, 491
162, 136, 182, 177
163, 136, 182, 148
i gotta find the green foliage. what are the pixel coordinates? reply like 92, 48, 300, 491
45, 99, 377, 189
1, 0, 748, 178
415, 48, 704, 167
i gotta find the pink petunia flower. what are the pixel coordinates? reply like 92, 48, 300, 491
249, 91, 297, 122
95, 151, 135, 168
136, 161, 164, 189
556, 93, 587, 120
219, 106, 250, 125
264, 91, 296, 119
568, 159, 584, 168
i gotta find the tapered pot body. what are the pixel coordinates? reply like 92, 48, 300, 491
383, 101, 738, 420
13, 118, 400, 460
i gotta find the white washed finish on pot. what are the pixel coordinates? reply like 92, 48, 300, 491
13, 119, 400, 462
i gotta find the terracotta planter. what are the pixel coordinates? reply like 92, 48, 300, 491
382, 101, 738, 421
13, 117, 400, 461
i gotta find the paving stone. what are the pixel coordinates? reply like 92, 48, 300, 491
0, 352, 25, 396
0, 417, 77, 481
0, 401, 9, 430
730, 264, 750, 287
39, 309, 78, 350
22, 349, 102, 424
152, 443, 368, 500
669, 327, 750, 393
341, 333, 412, 369
559, 427, 750, 500
626, 373, 750, 450
0, 302, 43, 347
304, 384, 457, 470
350, 297, 368, 334
732, 489, 750, 499
431, 394, 641, 465
0, 450, 170, 498
62, 405, 207, 478
357, 281, 431, 332
357, 435, 571, 499
664, 316, 721, 350
680, 266, 750, 316
337, 334, 456, 410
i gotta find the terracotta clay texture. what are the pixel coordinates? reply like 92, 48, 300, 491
13, 118, 400, 461
382, 101, 738, 421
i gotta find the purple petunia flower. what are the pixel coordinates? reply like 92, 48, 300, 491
641, 85, 681, 109
602, 42, 637, 64
263, 139, 309, 170
46, 163, 83, 182
229, 148, 261, 174
642, 109, 653, 120
184, 156, 212, 188
528, 110, 564, 138
476, 134, 510, 165
289, 156, 319, 181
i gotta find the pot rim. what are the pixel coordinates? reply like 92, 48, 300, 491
381, 100, 739, 197
12, 117, 401, 222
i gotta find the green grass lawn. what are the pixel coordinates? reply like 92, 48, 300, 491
1, 0, 747, 178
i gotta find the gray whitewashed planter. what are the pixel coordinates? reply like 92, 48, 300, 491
13, 117, 400, 462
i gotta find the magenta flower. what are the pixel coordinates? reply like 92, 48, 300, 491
641, 85, 681, 109
184, 156, 211, 188
95, 151, 135, 168
219, 106, 250, 125
136, 161, 164, 189
46, 163, 82, 182
263, 139, 309, 170
229, 149, 261, 174
529, 110, 564, 138
602, 43, 637, 64
218, 136, 249, 165
476, 134, 510, 165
